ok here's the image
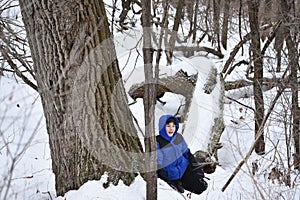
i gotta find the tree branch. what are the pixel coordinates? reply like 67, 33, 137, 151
128, 69, 197, 102
222, 32, 251, 75
222, 67, 289, 192
1, 50, 38, 91
173, 46, 224, 58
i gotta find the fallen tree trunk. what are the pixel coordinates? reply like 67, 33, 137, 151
128, 70, 197, 122
128, 69, 197, 104
224, 77, 285, 91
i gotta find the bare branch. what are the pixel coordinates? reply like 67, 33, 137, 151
222, 67, 290, 192
1, 49, 37, 91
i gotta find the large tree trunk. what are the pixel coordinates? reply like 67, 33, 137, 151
19, 0, 143, 196
247, 0, 265, 155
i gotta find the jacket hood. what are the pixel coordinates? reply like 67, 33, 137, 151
158, 114, 179, 141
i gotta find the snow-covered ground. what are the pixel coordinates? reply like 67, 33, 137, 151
2, 41, 300, 199
1, 4, 300, 200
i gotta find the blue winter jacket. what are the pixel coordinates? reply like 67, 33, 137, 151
157, 115, 190, 181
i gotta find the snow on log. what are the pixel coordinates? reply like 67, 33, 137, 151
180, 57, 224, 164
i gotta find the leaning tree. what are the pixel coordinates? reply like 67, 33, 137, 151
19, 0, 144, 195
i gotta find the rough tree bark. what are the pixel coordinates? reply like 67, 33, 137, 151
261, 0, 273, 41
247, 0, 265, 155
221, 0, 230, 50
19, 0, 143, 195
212, 0, 221, 52
280, 0, 300, 169
141, 0, 157, 199
186, 0, 195, 36
192, 0, 200, 43
118, 0, 141, 30
165, 0, 185, 65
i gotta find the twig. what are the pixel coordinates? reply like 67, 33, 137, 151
222, 84, 286, 192
130, 111, 144, 137
41, 191, 53, 200
225, 95, 255, 112
0, 49, 38, 91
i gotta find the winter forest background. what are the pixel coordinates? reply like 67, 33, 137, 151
1, 0, 300, 199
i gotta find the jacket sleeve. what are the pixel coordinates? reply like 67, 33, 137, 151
183, 148, 190, 159
180, 135, 197, 164
180, 136, 190, 159
186, 149, 196, 164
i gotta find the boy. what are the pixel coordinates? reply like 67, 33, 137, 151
156, 114, 208, 194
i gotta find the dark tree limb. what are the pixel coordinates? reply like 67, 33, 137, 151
173, 46, 224, 59
1, 49, 38, 91
165, 0, 185, 65
224, 77, 286, 91
118, 0, 141, 30
225, 95, 255, 111
222, 32, 251, 75
226, 60, 249, 75
223, 21, 282, 77
261, 21, 282, 56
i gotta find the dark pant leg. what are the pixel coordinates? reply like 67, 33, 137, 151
181, 165, 208, 194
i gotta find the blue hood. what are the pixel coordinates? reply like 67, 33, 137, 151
158, 115, 179, 141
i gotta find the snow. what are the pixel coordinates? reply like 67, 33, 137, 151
0, 77, 55, 200
1, 4, 300, 200
2, 49, 299, 200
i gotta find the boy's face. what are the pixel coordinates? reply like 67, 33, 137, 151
165, 122, 176, 137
